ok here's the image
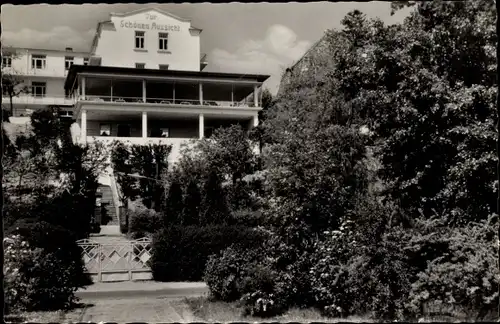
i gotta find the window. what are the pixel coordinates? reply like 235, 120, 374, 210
135, 63, 145, 69
205, 127, 214, 138
83, 58, 89, 66
159, 64, 169, 70
117, 124, 131, 137
158, 33, 169, 51
31, 55, 46, 69
31, 82, 46, 97
2, 55, 12, 68
65, 56, 74, 70
160, 128, 169, 138
135, 31, 145, 49
99, 124, 111, 136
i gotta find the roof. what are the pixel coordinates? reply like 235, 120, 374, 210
2, 46, 89, 56
285, 30, 330, 72
64, 65, 271, 89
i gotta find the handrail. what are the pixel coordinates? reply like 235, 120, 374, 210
109, 172, 122, 226
81, 95, 258, 107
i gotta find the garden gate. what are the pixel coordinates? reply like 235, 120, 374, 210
76, 237, 153, 282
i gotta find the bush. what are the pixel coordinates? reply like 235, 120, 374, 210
128, 208, 163, 239
8, 219, 92, 288
204, 235, 297, 318
228, 209, 266, 227
4, 232, 84, 313
204, 245, 265, 301
151, 225, 269, 282
404, 216, 499, 321
4, 234, 39, 314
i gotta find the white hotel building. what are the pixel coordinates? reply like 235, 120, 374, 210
3, 8, 269, 226
3, 7, 269, 162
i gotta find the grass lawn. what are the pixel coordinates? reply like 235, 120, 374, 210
184, 296, 370, 323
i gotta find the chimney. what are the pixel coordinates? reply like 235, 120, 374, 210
65, 47, 73, 52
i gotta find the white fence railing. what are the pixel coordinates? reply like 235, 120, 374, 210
80, 95, 259, 107
8, 95, 76, 106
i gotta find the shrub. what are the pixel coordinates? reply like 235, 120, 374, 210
128, 208, 163, 239
4, 232, 83, 313
164, 179, 184, 225
4, 234, 39, 314
204, 234, 298, 318
8, 219, 92, 288
150, 225, 269, 282
404, 216, 499, 321
228, 209, 265, 227
204, 245, 265, 301
182, 179, 202, 225
202, 170, 230, 224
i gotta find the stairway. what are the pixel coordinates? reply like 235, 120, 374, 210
98, 184, 118, 226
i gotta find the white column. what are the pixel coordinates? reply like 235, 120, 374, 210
253, 114, 259, 127
81, 109, 87, 144
199, 113, 204, 139
199, 83, 203, 105
81, 77, 86, 99
142, 111, 147, 138
254, 85, 259, 107
231, 85, 234, 105
142, 80, 146, 103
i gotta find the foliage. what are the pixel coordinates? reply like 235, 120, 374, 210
204, 245, 265, 302
403, 215, 499, 321
110, 141, 138, 203
182, 179, 202, 225
4, 234, 40, 314
330, 0, 497, 223
202, 170, 230, 224
127, 208, 163, 239
4, 220, 91, 313
111, 141, 172, 210
163, 179, 184, 225
150, 225, 269, 282
192, 124, 257, 184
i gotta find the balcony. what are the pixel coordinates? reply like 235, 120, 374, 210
72, 75, 263, 115
7, 94, 76, 106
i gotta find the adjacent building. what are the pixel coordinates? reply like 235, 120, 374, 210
276, 30, 331, 97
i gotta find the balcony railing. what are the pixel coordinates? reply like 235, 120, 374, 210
80, 95, 257, 108
7, 95, 76, 106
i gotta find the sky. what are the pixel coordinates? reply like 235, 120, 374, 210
1, 2, 412, 94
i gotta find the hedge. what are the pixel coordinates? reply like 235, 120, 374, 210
150, 225, 269, 281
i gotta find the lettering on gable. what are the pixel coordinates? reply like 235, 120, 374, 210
120, 20, 181, 32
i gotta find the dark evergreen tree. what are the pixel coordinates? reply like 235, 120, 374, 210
164, 180, 184, 226
202, 170, 229, 225
182, 180, 201, 225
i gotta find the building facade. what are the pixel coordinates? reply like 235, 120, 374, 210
3, 7, 269, 163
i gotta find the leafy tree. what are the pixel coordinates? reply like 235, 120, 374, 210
113, 143, 172, 210
250, 88, 274, 155
183, 179, 201, 225
330, 1, 497, 223
194, 124, 257, 185
202, 170, 230, 225
164, 179, 184, 225
110, 141, 138, 204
